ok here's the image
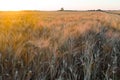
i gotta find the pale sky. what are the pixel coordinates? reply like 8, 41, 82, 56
0, 0, 119, 11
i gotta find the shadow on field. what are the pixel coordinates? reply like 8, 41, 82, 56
0, 26, 120, 80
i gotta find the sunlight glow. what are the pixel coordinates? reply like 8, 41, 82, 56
0, 0, 119, 11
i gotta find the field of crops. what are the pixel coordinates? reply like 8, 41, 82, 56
109, 10, 120, 15
0, 11, 120, 80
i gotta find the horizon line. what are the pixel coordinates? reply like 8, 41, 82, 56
0, 9, 120, 12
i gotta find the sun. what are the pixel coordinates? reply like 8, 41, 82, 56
0, 0, 20, 11
0, 0, 29, 11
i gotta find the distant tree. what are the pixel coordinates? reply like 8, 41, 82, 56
60, 8, 64, 11
96, 9, 102, 11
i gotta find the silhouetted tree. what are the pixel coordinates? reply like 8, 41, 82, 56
96, 9, 102, 11
60, 8, 64, 11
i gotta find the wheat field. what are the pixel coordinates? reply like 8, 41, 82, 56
0, 11, 120, 80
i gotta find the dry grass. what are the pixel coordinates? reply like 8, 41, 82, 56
0, 11, 120, 80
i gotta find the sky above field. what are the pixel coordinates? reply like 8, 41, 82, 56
0, 0, 119, 11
